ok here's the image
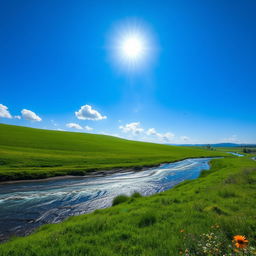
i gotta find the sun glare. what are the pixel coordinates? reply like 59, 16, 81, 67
121, 36, 144, 60
110, 22, 155, 70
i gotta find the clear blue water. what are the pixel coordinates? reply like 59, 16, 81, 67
0, 158, 212, 241
227, 152, 244, 157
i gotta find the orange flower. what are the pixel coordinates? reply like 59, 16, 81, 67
180, 229, 185, 233
233, 235, 249, 249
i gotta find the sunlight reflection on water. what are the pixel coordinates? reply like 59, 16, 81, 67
0, 158, 212, 241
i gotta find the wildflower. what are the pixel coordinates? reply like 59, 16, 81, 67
180, 229, 185, 233
233, 235, 249, 249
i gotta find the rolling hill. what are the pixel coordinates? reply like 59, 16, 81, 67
0, 123, 226, 181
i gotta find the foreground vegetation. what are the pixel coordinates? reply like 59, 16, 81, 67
0, 124, 226, 181
0, 156, 255, 255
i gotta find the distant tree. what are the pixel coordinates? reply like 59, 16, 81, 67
243, 147, 252, 153
206, 144, 212, 150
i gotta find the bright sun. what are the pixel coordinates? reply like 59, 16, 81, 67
121, 36, 144, 60
111, 24, 154, 69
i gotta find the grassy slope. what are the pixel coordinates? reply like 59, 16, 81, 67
0, 124, 226, 181
0, 157, 255, 255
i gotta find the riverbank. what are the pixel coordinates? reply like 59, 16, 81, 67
0, 158, 213, 242
0, 156, 255, 255
0, 124, 228, 182
0, 156, 219, 184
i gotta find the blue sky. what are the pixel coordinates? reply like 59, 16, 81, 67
0, 0, 255, 144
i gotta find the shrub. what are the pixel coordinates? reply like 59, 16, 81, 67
112, 195, 129, 206
131, 192, 142, 198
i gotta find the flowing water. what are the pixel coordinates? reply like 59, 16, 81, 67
0, 157, 213, 242
227, 152, 244, 157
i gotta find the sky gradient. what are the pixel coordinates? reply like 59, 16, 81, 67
0, 0, 255, 144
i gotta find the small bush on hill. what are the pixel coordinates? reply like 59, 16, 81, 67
112, 195, 129, 206
131, 192, 142, 198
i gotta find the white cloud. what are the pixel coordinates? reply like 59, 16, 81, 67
14, 115, 21, 119
146, 128, 175, 142
160, 132, 175, 142
66, 123, 83, 130
21, 109, 42, 122
146, 128, 158, 136
0, 104, 12, 119
84, 125, 93, 131
66, 123, 93, 132
119, 123, 175, 143
119, 122, 144, 135
75, 105, 107, 120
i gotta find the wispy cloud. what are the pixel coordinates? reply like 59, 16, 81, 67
66, 123, 93, 132
222, 134, 240, 143
146, 128, 158, 136
146, 128, 175, 142
119, 122, 175, 143
161, 132, 175, 142
84, 125, 93, 131
66, 123, 83, 130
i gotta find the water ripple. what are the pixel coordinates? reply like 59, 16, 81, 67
0, 158, 212, 241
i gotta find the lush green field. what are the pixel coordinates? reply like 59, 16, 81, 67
0, 156, 255, 255
217, 147, 245, 153
0, 124, 226, 181
217, 147, 256, 156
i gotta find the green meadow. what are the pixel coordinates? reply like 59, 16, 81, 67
0, 123, 226, 181
0, 124, 255, 255
0, 157, 255, 255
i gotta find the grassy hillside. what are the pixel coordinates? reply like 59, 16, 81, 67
0, 157, 255, 255
0, 124, 226, 181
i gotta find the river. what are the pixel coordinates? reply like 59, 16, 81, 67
0, 157, 213, 242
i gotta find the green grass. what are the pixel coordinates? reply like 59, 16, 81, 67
217, 147, 246, 153
216, 146, 256, 158
0, 157, 255, 255
0, 123, 227, 181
